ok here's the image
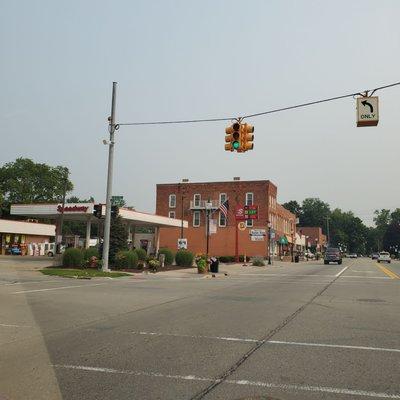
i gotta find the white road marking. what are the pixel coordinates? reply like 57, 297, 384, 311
132, 331, 400, 353
0, 323, 31, 328
53, 364, 400, 398
0, 280, 64, 286
268, 340, 400, 353
12, 283, 106, 294
340, 275, 390, 279
335, 266, 348, 277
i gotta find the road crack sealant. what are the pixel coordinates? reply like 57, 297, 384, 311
189, 267, 350, 400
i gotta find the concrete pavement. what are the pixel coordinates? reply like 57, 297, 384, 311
0, 257, 399, 399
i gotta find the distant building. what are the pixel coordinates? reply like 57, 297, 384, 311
296, 226, 327, 251
156, 179, 296, 258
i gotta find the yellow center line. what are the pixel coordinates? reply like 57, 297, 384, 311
376, 263, 400, 279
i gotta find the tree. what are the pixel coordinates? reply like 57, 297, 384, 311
108, 216, 128, 265
373, 209, 391, 251
383, 221, 400, 253
0, 158, 73, 216
299, 198, 330, 231
282, 200, 302, 217
67, 196, 94, 203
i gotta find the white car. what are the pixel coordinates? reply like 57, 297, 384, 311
377, 251, 391, 263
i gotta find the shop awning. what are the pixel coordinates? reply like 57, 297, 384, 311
278, 235, 289, 245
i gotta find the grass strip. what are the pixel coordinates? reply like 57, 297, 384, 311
40, 268, 130, 278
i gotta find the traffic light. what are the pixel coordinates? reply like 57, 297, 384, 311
225, 122, 241, 151
241, 123, 254, 151
111, 205, 119, 218
93, 204, 102, 219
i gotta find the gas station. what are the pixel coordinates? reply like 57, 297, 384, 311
10, 203, 187, 255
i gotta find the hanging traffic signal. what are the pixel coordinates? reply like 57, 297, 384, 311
241, 123, 254, 151
93, 204, 103, 219
225, 122, 241, 151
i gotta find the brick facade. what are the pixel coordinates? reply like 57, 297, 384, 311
156, 180, 296, 257
296, 226, 327, 250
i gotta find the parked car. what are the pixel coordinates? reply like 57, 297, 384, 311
45, 243, 65, 257
348, 253, 358, 258
371, 253, 379, 260
304, 250, 315, 260
324, 247, 342, 265
10, 246, 22, 255
377, 251, 391, 263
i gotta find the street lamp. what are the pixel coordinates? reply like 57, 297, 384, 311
291, 229, 294, 262
267, 220, 272, 265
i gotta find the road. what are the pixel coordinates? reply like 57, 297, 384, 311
0, 256, 399, 399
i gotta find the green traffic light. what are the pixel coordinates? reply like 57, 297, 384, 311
233, 141, 240, 149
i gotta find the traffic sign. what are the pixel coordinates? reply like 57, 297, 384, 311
357, 96, 379, 127
177, 238, 187, 249
238, 222, 246, 231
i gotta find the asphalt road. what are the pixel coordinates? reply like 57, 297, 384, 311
0, 256, 399, 400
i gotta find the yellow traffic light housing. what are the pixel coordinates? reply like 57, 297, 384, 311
241, 123, 254, 151
225, 122, 241, 151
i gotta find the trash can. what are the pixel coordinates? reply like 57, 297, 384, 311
210, 257, 219, 273
295, 254, 299, 263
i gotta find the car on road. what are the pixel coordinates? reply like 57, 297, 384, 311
324, 247, 342, 265
371, 253, 379, 260
377, 251, 391, 263
348, 253, 358, 258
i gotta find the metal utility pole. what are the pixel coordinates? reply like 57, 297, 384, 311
102, 82, 117, 272
57, 171, 69, 253
267, 221, 271, 265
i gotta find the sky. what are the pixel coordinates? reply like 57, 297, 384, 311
1, 0, 399, 226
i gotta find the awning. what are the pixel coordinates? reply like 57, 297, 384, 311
278, 235, 289, 245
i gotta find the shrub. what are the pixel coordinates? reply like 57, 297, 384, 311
175, 250, 194, 267
83, 247, 100, 261
115, 250, 138, 269
62, 248, 84, 268
252, 257, 266, 267
218, 256, 235, 263
134, 248, 147, 261
158, 248, 174, 265
239, 255, 250, 262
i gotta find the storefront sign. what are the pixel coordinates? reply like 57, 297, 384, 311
235, 205, 246, 221
251, 236, 264, 241
57, 205, 89, 213
244, 205, 258, 220
238, 222, 246, 231
250, 229, 266, 236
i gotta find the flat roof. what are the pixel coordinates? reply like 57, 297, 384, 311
0, 219, 55, 236
10, 203, 188, 229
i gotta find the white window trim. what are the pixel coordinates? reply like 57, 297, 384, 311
168, 211, 176, 219
169, 194, 176, 208
193, 211, 201, 227
219, 193, 227, 205
246, 219, 253, 227
193, 194, 201, 207
219, 212, 227, 227
245, 192, 254, 206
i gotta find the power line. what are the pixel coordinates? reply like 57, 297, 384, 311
117, 81, 400, 127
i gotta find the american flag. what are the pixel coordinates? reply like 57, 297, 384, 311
219, 199, 229, 219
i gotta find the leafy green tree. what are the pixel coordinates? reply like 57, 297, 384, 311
0, 158, 73, 216
109, 216, 128, 265
282, 200, 302, 217
299, 198, 330, 231
383, 221, 400, 253
67, 196, 94, 203
373, 209, 391, 251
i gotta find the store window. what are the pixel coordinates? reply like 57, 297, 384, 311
169, 194, 176, 208
193, 211, 201, 227
169, 211, 176, 218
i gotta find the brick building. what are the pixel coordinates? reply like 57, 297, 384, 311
296, 226, 327, 251
156, 179, 296, 258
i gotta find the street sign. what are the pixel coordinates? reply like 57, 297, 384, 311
209, 219, 217, 234
238, 222, 246, 231
235, 206, 246, 221
357, 96, 379, 127
244, 205, 258, 220
251, 236, 264, 241
250, 229, 266, 236
270, 229, 276, 239
177, 238, 187, 249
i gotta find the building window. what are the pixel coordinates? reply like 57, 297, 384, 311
169, 194, 176, 208
245, 192, 253, 206
219, 193, 227, 205
193, 211, 200, 227
246, 219, 253, 228
168, 211, 175, 219
193, 194, 201, 207
219, 193, 227, 227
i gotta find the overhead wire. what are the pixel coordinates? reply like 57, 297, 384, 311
117, 81, 400, 127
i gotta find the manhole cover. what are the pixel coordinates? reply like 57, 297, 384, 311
357, 298, 385, 303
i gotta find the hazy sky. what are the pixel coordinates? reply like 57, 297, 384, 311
1, 0, 399, 226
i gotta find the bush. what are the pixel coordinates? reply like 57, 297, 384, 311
218, 256, 235, 263
158, 248, 174, 265
83, 247, 99, 261
252, 257, 266, 267
134, 248, 147, 261
239, 255, 250, 262
175, 250, 194, 267
115, 250, 138, 269
62, 248, 84, 268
